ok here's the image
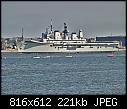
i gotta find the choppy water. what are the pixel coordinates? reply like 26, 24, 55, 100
1, 52, 126, 95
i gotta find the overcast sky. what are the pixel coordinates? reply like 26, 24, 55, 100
2, 1, 126, 38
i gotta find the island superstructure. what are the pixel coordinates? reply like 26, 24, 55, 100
17, 20, 122, 53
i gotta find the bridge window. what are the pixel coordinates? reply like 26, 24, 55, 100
90, 46, 93, 48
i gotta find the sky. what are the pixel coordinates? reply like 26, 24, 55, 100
2, 1, 126, 38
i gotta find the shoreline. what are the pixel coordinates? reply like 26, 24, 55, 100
1, 49, 18, 52
1, 49, 126, 53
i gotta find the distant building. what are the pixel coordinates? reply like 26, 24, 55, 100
1, 37, 17, 50
86, 38, 96, 42
96, 36, 126, 46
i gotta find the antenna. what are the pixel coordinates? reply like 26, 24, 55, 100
63, 22, 69, 39
50, 19, 53, 33
46, 27, 49, 34
22, 28, 24, 40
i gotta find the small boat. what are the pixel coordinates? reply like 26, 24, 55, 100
107, 53, 115, 57
43, 56, 51, 58
65, 55, 73, 58
33, 56, 41, 59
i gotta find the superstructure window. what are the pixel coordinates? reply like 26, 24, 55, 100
89, 46, 93, 48
78, 45, 81, 48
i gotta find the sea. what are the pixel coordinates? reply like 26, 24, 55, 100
1, 51, 126, 95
